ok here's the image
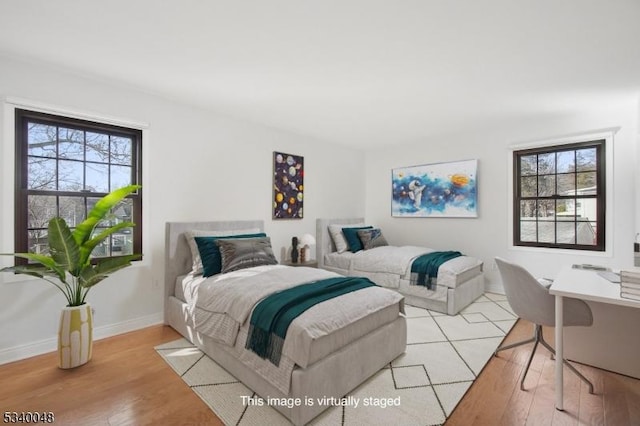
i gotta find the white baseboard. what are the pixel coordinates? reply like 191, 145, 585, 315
0, 312, 164, 366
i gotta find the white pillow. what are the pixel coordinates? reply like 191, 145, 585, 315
185, 228, 260, 274
328, 223, 365, 254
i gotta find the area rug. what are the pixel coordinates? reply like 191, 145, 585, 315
155, 293, 516, 426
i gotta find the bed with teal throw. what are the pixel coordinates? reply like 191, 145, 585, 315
410, 251, 462, 289
247, 276, 377, 366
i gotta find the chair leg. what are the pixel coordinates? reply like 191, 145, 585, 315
493, 324, 593, 394
539, 333, 595, 394
562, 359, 595, 394
492, 325, 540, 391
494, 335, 536, 356
520, 339, 540, 391
539, 335, 555, 354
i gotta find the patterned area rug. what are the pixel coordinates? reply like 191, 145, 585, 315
155, 293, 516, 426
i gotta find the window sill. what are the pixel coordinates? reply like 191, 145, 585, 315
0, 258, 150, 285
508, 244, 612, 258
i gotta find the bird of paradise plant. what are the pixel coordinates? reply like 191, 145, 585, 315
0, 185, 142, 306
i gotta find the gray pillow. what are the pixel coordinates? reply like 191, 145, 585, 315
216, 237, 278, 273
357, 228, 388, 250
185, 227, 260, 274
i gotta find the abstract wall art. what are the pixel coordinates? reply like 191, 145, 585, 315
273, 151, 304, 219
392, 159, 478, 218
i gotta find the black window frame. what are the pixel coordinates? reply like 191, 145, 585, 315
14, 108, 143, 265
513, 140, 606, 251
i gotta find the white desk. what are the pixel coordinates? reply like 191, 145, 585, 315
549, 267, 640, 410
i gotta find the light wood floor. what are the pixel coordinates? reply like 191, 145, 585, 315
447, 319, 640, 426
1, 320, 638, 425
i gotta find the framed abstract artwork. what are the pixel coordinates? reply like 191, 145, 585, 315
273, 151, 304, 219
392, 159, 478, 218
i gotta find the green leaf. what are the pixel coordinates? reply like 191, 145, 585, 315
0, 185, 142, 306
48, 217, 80, 273
1, 253, 67, 283
0, 265, 46, 279
80, 254, 142, 288
1, 264, 74, 305
78, 266, 99, 288
77, 221, 135, 266
73, 185, 141, 247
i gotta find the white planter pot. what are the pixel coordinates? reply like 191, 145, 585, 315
58, 303, 93, 369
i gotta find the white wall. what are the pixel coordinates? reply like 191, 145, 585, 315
0, 55, 365, 363
364, 99, 639, 293
637, 96, 640, 261
363, 99, 640, 378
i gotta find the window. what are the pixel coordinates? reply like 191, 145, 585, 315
14, 109, 142, 263
513, 140, 605, 251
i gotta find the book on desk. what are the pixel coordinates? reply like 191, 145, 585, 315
620, 270, 640, 301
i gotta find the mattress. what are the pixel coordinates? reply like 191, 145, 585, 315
326, 245, 483, 289
398, 280, 448, 302
432, 256, 483, 288
175, 265, 404, 370
324, 251, 356, 271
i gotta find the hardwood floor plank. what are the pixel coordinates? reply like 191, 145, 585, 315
499, 348, 536, 426
0, 326, 221, 426
603, 373, 633, 426
623, 374, 640, 425
447, 319, 640, 426
576, 364, 604, 426
548, 357, 582, 426
448, 320, 529, 425
497, 353, 535, 425
525, 354, 556, 426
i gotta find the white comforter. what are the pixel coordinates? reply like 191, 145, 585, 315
351, 245, 432, 276
351, 245, 483, 280
187, 264, 404, 394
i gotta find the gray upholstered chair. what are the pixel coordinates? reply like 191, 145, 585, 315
494, 257, 594, 393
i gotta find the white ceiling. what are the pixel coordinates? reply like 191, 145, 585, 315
1, 1, 639, 149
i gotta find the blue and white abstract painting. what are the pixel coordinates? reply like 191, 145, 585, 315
392, 159, 478, 217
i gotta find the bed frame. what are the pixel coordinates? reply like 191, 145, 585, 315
316, 217, 485, 315
164, 220, 407, 425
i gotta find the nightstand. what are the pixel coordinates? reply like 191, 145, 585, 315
282, 260, 318, 268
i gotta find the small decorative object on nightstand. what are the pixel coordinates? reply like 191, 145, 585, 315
291, 236, 299, 263
299, 233, 316, 263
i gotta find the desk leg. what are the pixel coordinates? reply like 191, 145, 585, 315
555, 294, 564, 410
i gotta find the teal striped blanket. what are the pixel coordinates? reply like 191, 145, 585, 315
246, 276, 377, 366
410, 251, 462, 290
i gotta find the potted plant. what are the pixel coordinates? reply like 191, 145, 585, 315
1, 185, 142, 368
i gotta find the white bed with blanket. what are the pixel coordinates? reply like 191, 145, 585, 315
164, 220, 407, 426
316, 218, 485, 315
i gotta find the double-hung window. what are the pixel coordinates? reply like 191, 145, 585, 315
513, 140, 605, 251
14, 109, 142, 263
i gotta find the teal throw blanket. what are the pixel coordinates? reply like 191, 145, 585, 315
246, 276, 377, 366
410, 251, 462, 290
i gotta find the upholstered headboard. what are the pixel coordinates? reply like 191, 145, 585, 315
164, 220, 264, 321
315, 217, 365, 269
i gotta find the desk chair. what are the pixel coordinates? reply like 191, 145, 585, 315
494, 257, 594, 393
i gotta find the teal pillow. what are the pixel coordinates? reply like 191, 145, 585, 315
195, 233, 266, 277
342, 226, 373, 253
